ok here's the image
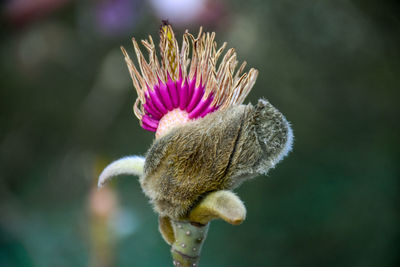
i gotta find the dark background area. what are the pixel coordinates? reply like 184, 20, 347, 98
1, 0, 399, 266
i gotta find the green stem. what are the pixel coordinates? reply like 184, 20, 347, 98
170, 220, 209, 267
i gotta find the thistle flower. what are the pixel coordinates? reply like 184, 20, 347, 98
99, 23, 293, 266
121, 23, 258, 138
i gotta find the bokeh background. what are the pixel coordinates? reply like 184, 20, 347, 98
1, 0, 399, 266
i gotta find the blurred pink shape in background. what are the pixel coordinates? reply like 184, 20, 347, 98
4, 0, 70, 26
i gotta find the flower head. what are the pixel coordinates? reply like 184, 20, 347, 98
121, 23, 258, 138
99, 23, 294, 266
99, 23, 293, 221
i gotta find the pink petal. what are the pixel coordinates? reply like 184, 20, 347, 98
187, 85, 204, 112
179, 79, 189, 110
167, 77, 179, 108
148, 88, 168, 114
187, 78, 196, 101
141, 123, 156, 132
200, 104, 217, 118
189, 94, 214, 119
158, 83, 173, 111
144, 101, 162, 119
142, 115, 159, 128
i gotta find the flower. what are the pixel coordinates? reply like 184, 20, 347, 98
99, 23, 293, 220
121, 22, 258, 138
98, 23, 293, 266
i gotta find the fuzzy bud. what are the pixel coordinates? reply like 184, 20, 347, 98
141, 99, 293, 219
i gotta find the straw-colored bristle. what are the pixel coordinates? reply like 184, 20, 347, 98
121, 23, 258, 134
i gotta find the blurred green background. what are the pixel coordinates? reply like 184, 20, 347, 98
1, 0, 399, 266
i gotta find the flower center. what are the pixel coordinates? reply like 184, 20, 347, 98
155, 109, 191, 138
